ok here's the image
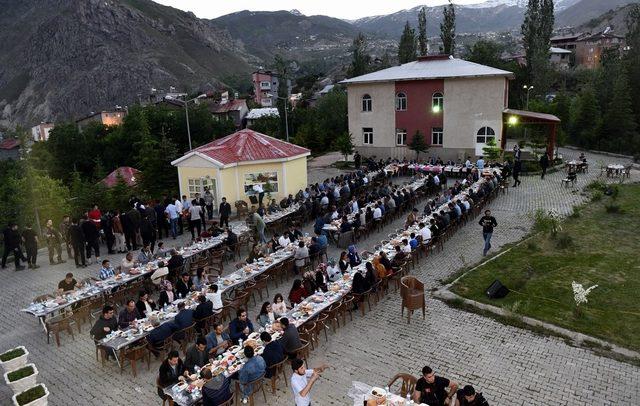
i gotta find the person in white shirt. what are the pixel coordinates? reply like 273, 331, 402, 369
351, 197, 359, 214
290, 358, 329, 406
401, 239, 412, 254
165, 201, 179, 238
253, 183, 265, 205
320, 194, 329, 207
433, 174, 440, 186
333, 187, 340, 200
279, 232, 292, 247
373, 205, 382, 220
465, 157, 473, 169
188, 202, 203, 239
476, 156, 485, 170
462, 198, 471, 212
419, 222, 432, 242
206, 284, 223, 311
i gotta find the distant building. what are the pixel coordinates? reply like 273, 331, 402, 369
0, 138, 20, 160
341, 55, 514, 159
506, 47, 572, 69
209, 99, 249, 128
251, 70, 291, 107
575, 29, 626, 69
76, 110, 126, 131
31, 123, 55, 142
550, 33, 583, 52
246, 108, 279, 128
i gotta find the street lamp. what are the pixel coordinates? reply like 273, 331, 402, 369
523, 85, 534, 110
267, 93, 289, 143
170, 94, 207, 151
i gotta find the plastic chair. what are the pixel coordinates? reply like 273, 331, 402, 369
386, 373, 418, 398
234, 373, 267, 405
400, 276, 426, 324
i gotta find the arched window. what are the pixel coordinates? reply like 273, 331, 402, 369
476, 127, 496, 143
362, 94, 372, 112
432, 92, 444, 113
395, 92, 407, 111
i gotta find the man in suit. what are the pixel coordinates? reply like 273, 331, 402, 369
175, 272, 192, 298
68, 218, 86, 268
193, 294, 213, 332
173, 302, 194, 341
260, 331, 284, 378
218, 197, 231, 228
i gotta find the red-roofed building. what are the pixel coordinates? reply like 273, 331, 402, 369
0, 138, 20, 161
209, 99, 249, 128
171, 129, 310, 209
101, 166, 141, 188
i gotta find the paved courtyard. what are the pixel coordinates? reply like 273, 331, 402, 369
1, 148, 638, 405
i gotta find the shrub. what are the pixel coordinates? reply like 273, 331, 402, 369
568, 207, 581, 218
585, 180, 607, 192
7, 366, 34, 382
604, 184, 620, 200
526, 241, 539, 251
605, 203, 623, 214
531, 209, 562, 236
555, 232, 574, 249
0, 347, 25, 362
591, 191, 603, 202
16, 385, 45, 406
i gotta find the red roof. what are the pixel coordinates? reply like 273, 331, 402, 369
0, 139, 20, 150
102, 166, 141, 187
209, 99, 247, 114
191, 129, 310, 165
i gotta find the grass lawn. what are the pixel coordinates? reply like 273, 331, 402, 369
452, 184, 640, 352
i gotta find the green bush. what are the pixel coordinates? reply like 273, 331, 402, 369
605, 184, 620, 200
568, 207, 581, 218
526, 241, 539, 251
591, 191, 603, 202
586, 180, 607, 192
531, 209, 562, 236
8, 366, 34, 382
0, 347, 25, 362
555, 232, 574, 249
605, 203, 623, 214
16, 385, 45, 406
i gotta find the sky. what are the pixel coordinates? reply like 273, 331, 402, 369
153, 0, 488, 20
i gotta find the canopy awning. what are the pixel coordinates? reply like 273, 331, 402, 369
102, 166, 141, 187
503, 108, 560, 124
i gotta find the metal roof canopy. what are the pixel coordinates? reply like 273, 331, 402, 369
501, 109, 561, 157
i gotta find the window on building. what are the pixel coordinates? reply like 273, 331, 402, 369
476, 127, 496, 143
432, 92, 444, 113
363, 128, 374, 145
260, 81, 271, 90
362, 94, 372, 112
187, 178, 212, 199
244, 172, 278, 194
396, 129, 407, 146
431, 127, 443, 145
395, 92, 407, 111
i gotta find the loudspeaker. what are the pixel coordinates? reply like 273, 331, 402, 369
486, 279, 509, 299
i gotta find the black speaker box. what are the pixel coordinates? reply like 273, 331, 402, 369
486, 279, 509, 299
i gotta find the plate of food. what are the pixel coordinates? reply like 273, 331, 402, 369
248, 332, 260, 341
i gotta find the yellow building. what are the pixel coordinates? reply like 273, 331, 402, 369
171, 129, 310, 211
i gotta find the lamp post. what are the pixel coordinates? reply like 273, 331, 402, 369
173, 94, 206, 151
267, 93, 289, 143
523, 85, 534, 110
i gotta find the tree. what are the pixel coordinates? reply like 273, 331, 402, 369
334, 132, 354, 162
601, 68, 639, 154
136, 134, 179, 198
398, 21, 417, 64
465, 40, 505, 68
440, 0, 456, 55
408, 130, 428, 160
250, 114, 281, 138
347, 33, 371, 78
273, 54, 291, 140
418, 7, 428, 56
625, 5, 640, 122
482, 137, 502, 162
571, 87, 601, 149
521, 0, 554, 94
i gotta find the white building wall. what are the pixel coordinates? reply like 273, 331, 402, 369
443, 77, 506, 154
347, 82, 396, 150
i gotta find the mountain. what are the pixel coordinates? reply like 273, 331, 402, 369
556, 0, 640, 28
353, 4, 525, 38
575, 3, 639, 35
0, 0, 253, 127
209, 10, 360, 67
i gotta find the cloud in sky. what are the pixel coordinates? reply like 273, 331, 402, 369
152, 0, 487, 20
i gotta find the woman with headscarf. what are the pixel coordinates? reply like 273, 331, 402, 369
347, 245, 362, 268
158, 280, 175, 308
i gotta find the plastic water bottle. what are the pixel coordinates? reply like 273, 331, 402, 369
406, 393, 413, 404
238, 339, 243, 349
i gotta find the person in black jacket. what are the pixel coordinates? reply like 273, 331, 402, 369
455, 385, 489, 406
193, 294, 213, 332
136, 290, 157, 318
80, 216, 100, 264
2, 224, 25, 270
218, 197, 231, 229
68, 218, 86, 268
140, 215, 156, 252
101, 212, 115, 255
512, 159, 522, 187
175, 272, 192, 298
260, 331, 284, 378
157, 351, 189, 398
539, 153, 549, 179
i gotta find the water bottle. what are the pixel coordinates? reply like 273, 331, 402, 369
238, 339, 243, 349
406, 393, 413, 404
163, 303, 167, 312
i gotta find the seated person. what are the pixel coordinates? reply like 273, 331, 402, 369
90, 305, 118, 341
278, 232, 292, 247
193, 294, 214, 331
228, 308, 254, 344
246, 245, 264, 264
157, 351, 189, 398
158, 280, 175, 308
175, 272, 193, 298
347, 245, 362, 268
173, 302, 195, 339
136, 290, 157, 318
288, 279, 308, 305
98, 259, 117, 280
339, 216, 353, 233
391, 245, 408, 268
120, 252, 138, 273
155, 241, 169, 258
150, 261, 169, 285
117, 299, 141, 329
137, 244, 153, 265
456, 385, 489, 406
205, 322, 231, 356
58, 272, 79, 294
378, 251, 393, 272
201, 367, 233, 406
260, 331, 285, 378
268, 199, 281, 213
206, 284, 223, 311
167, 249, 184, 275
238, 346, 266, 400
147, 320, 176, 354
271, 293, 288, 318
288, 226, 303, 241
279, 317, 303, 357
257, 302, 277, 328
184, 337, 209, 372
192, 268, 209, 291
